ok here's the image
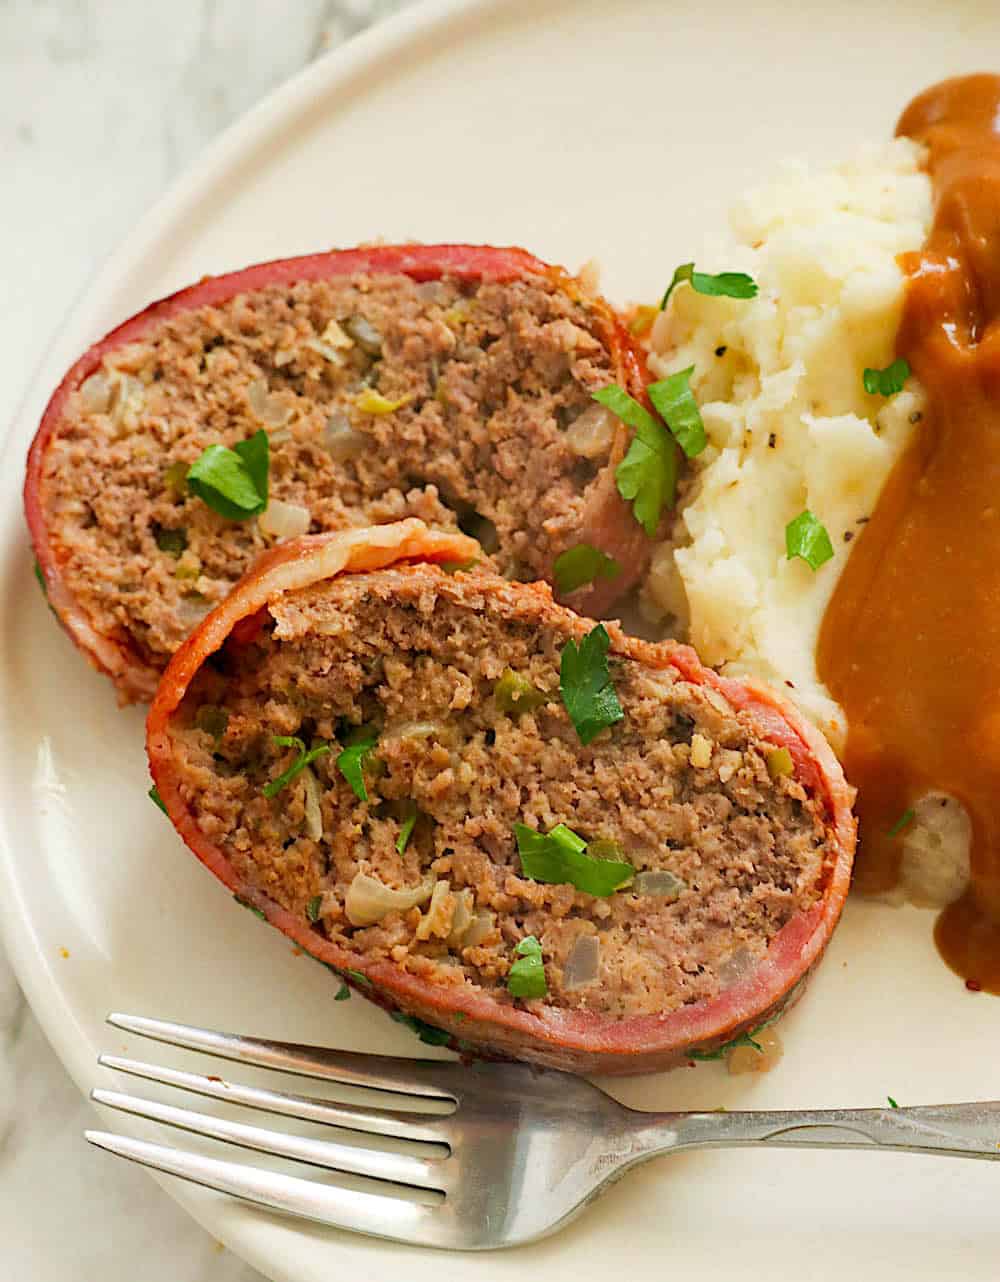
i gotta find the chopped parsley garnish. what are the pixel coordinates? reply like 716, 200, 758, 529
660, 262, 758, 310
593, 385, 678, 537
648, 367, 707, 458
334, 980, 351, 1001
263, 735, 331, 799
689, 1029, 763, 1061
306, 895, 323, 923
863, 358, 910, 397
186, 430, 269, 521
689, 1011, 786, 1061
335, 728, 379, 802
515, 822, 634, 896
33, 559, 56, 616
887, 1096, 900, 1109
148, 784, 167, 814
345, 968, 372, 988
234, 894, 266, 921
440, 557, 479, 575
396, 806, 418, 855
507, 936, 547, 999
494, 669, 547, 715
552, 543, 622, 595
887, 808, 916, 838
390, 1011, 452, 1046
785, 510, 834, 571
559, 623, 624, 745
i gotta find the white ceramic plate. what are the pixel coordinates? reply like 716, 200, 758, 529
2, 1, 998, 1278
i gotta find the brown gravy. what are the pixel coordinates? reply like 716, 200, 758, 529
817, 74, 1000, 991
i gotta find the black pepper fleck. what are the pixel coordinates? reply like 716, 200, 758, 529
714, 345, 727, 357
909, 411, 923, 424
768, 433, 776, 449
843, 530, 854, 543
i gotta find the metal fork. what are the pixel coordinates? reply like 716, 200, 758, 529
87, 1013, 1000, 1251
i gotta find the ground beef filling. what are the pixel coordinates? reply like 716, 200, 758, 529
41, 272, 618, 666
169, 569, 829, 1019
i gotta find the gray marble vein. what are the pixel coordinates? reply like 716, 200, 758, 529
0, 1, 412, 1277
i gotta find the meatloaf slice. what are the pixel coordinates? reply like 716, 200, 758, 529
25, 244, 649, 703
148, 520, 856, 1074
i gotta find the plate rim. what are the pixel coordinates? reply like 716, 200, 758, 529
3, 1, 998, 1277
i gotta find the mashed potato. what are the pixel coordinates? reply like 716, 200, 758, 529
644, 139, 932, 747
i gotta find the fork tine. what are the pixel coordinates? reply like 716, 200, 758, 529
84, 1131, 454, 1247
107, 1013, 457, 1100
98, 1055, 452, 1146
92, 1088, 448, 1192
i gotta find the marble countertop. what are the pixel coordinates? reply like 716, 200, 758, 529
0, 3, 410, 1278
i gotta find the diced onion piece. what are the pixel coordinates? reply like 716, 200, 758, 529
900, 792, 972, 909
301, 766, 324, 842
447, 889, 474, 948
727, 1025, 783, 1076
416, 879, 454, 941
417, 281, 447, 304
578, 258, 601, 296
259, 499, 311, 540
303, 337, 347, 365
247, 378, 292, 427
345, 315, 383, 355
381, 720, 440, 744
324, 412, 367, 461
321, 319, 354, 349
178, 595, 211, 627
564, 403, 616, 458
110, 342, 150, 374
563, 934, 600, 990
717, 946, 755, 989
461, 910, 495, 950
345, 871, 435, 927
108, 373, 145, 432
632, 869, 687, 900
80, 371, 112, 414
247, 378, 269, 419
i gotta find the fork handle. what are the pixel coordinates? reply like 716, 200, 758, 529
626, 1101, 1000, 1162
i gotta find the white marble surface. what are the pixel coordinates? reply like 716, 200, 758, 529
0, 2, 410, 1278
